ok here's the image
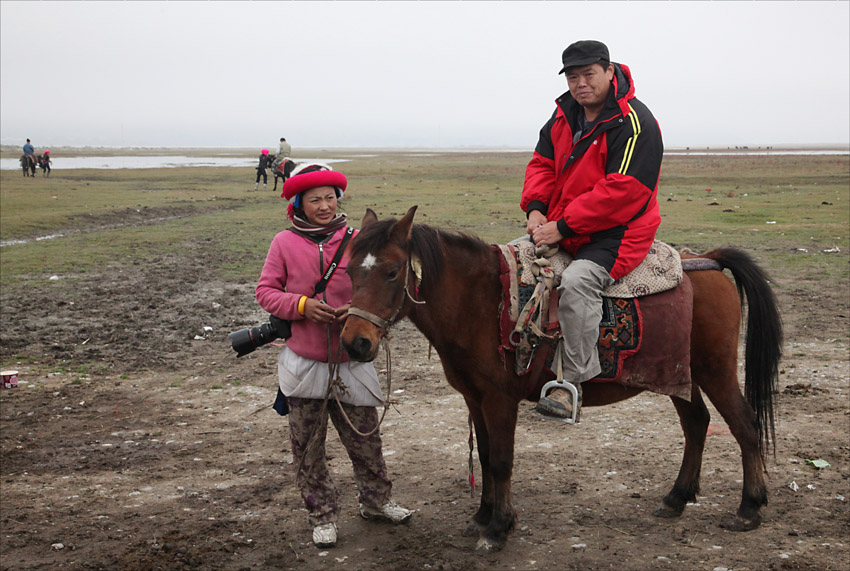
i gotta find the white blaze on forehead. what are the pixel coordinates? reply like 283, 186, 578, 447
361, 253, 378, 270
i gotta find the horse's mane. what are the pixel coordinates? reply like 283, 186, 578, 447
351, 218, 492, 293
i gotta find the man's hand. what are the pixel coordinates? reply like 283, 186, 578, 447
531, 220, 565, 246
526, 210, 548, 235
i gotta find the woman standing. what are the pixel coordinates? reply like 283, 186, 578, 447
254, 148, 271, 190
256, 164, 411, 548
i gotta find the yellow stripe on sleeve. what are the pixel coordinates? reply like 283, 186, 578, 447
618, 104, 642, 174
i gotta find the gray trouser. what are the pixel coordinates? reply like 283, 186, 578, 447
557, 259, 614, 384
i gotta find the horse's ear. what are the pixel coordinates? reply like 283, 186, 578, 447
362, 208, 378, 229
390, 205, 418, 243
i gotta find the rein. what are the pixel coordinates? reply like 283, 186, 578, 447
325, 335, 394, 438
327, 257, 424, 435
316, 255, 421, 439
295, 325, 394, 483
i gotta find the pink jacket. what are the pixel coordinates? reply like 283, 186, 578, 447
256, 226, 357, 362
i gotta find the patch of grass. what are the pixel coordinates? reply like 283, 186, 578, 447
1, 151, 847, 303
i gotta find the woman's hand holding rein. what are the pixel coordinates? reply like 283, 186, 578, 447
303, 298, 349, 324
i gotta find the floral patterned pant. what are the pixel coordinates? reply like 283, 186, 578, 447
287, 397, 392, 526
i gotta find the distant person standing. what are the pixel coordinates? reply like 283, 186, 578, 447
39, 150, 52, 177
255, 148, 271, 190
279, 137, 291, 159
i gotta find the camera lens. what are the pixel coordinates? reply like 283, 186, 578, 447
228, 322, 280, 357
253, 322, 278, 345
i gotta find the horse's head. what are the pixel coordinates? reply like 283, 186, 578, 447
341, 206, 418, 361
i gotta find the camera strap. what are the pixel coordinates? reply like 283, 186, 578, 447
313, 226, 355, 296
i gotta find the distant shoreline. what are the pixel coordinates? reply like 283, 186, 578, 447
1, 144, 848, 159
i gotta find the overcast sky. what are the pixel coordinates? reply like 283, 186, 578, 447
2, 1, 848, 150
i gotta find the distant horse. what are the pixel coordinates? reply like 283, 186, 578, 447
272, 157, 296, 192
340, 206, 782, 552
20, 155, 36, 177
37, 154, 51, 177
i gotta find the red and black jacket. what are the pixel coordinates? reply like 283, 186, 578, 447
521, 63, 663, 280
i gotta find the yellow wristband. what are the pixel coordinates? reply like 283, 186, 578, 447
297, 296, 308, 316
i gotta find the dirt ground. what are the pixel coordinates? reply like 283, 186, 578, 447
1, 209, 848, 570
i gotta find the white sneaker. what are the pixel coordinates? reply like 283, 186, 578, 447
359, 500, 412, 524
312, 522, 337, 548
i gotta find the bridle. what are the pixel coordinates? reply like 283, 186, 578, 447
347, 256, 425, 332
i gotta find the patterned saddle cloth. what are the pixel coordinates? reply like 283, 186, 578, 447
495, 239, 683, 383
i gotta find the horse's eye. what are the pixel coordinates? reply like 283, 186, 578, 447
386, 270, 399, 281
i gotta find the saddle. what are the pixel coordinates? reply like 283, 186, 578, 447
496, 240, 693, 401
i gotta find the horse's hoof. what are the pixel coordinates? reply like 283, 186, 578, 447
462, 521, 482, 537
719, 514, 761, 531
653, 503, 684, 519
475, 537, 505, 552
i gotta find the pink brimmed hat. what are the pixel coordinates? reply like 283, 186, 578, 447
281, 166, 347, 201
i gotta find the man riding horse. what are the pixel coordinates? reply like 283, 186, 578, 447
521, 40, 664, 422
21, 138, 36, 177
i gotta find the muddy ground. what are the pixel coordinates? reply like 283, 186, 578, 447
1, 208, 848, 570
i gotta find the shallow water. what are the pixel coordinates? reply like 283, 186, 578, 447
0, 156, 348, 170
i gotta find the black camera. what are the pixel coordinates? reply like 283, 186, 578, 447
228, 315, 292, 357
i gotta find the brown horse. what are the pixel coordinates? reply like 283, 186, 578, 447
272, 158, 297, 192
340, 206, 782, 552
20, 155, 36, 177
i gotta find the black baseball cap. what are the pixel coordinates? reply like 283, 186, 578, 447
558, 40, 610, 74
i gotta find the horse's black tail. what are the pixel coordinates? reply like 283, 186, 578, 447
705, 248, 782, 458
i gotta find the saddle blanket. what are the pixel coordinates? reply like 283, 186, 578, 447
507, 238, 683, 301
496, 247, 641, 383
495, 240, 691, 394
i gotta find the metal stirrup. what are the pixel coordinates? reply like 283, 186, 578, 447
538, 379, 580, 425
539, 341, 580, 424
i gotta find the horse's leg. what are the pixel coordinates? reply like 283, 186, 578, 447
690, 271, 768, 530
697, 369, 767, 530
655, 386, 710, 518
475, 391, 518, 552
463, 399, 494, 537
